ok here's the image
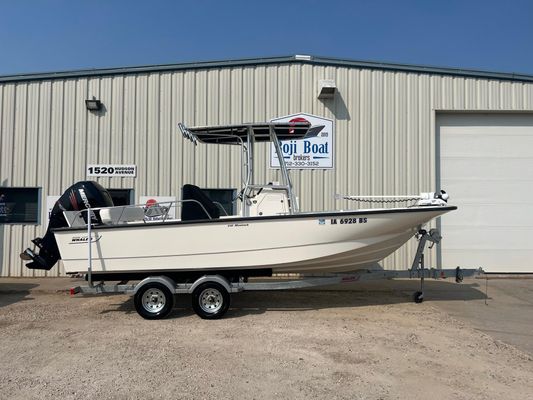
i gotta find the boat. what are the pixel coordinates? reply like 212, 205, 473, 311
21, 121, 456, 280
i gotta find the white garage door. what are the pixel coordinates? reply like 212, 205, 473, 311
438, 113, 533, 273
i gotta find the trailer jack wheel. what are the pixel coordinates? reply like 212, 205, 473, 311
413, 291, 424, 304
134, 282, 174, 320
455, 267, 464, 283
192, 282, 230, 319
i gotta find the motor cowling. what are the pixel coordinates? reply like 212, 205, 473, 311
20, 181, 114, 270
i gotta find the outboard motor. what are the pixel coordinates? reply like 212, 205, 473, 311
20, 181, 114, 270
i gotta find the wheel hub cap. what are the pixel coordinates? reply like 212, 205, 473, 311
142, 289, 166, 313
199, 288, 223, 313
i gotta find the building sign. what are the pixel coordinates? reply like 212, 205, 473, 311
139, 196, 177, 220
270, 113, 334, 169
87, 164, 137, 177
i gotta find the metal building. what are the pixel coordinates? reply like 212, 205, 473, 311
1, 55, 533, 277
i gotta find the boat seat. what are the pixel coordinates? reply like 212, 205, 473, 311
181, 184, 221, 221
100, 206, 146, 225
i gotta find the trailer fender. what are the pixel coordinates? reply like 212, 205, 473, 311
188, 275, 234, 294
134, 276, 177, 294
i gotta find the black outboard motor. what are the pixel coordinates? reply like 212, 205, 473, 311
20, 181, 114, 270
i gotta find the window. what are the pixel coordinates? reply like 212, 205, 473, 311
0, 187, 40, 224
200, 188, 237, 216
106, 189, 134, 206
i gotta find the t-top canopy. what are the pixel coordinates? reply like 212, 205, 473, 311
178, 122, 324, 145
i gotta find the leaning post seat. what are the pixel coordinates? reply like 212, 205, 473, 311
181, 184, 221, 221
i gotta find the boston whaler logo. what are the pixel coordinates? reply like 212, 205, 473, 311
69, 234, 102, 244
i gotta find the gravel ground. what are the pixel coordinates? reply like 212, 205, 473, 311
0, 288, 532, 400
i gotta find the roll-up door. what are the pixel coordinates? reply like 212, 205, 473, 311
438, 113, 533, 273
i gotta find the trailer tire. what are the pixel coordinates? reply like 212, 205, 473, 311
134, 282, 174, 320
192, 282, 230, 319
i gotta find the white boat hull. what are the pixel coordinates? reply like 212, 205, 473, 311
54, 206, 454, 276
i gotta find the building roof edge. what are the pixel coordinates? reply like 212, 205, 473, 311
1, 55, 532, 83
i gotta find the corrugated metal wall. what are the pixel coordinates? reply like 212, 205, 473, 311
2, 62, 533, 276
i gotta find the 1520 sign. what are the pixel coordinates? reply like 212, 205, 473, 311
87, 164, 137, 177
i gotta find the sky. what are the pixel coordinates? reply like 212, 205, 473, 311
0, 0, 532, 76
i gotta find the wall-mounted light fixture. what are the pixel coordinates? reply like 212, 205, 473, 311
318, 79, 336, 99
85, 97, 102, 111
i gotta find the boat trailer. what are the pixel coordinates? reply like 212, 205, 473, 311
70, 223, 482, 320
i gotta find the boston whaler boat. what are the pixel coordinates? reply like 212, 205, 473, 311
21, 121, 464, 319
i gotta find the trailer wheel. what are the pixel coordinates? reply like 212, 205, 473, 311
192, 282, 230, 319
134, 282, 174, 320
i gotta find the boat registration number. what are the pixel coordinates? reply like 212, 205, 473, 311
331, 217, 367, 225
